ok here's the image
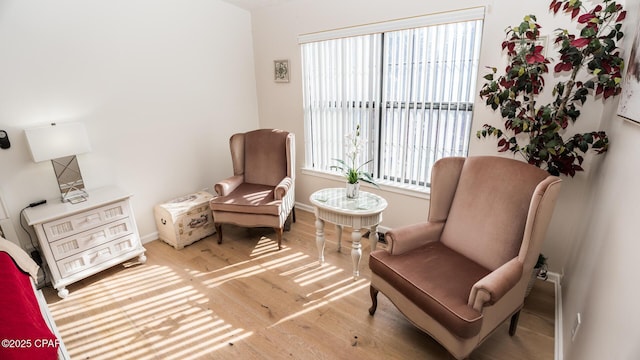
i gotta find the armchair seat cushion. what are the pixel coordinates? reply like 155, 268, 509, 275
370, 241, 491, 339
210, 183, 281, 216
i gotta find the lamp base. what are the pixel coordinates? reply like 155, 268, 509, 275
64, 193, 88, 204
51, 156, 89, 204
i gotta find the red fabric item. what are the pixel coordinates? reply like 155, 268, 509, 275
0, 252, 59, 360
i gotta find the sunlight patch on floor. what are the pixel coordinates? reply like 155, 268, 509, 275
47, 262, 254, 360
249, 236, 280, 256
48, 233, 375, 359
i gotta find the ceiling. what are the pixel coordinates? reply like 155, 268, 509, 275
221, 0, 295, 11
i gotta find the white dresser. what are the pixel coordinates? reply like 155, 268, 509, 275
23, 186, 146, 299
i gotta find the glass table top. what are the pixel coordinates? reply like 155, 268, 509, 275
310, 188, 388, 214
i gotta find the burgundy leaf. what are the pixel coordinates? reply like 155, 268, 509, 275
578, 13, 596, 24
526, 53, 546, 64
571, 38, 590, 48
604, 87, 615, 98
554, 2, 562, 13
554, 63, 564, 72
617, 11, 626, 22
571, 7, 580, 19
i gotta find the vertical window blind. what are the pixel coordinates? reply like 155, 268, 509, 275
300, 8, 484, 190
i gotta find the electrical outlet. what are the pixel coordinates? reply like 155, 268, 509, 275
571, 312, 582, 341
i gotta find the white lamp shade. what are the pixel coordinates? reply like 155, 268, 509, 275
25, 122, 92, 163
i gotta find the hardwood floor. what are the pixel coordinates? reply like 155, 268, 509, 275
44, 209, 554, 360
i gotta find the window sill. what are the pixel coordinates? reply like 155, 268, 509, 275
300, 168, 431, 200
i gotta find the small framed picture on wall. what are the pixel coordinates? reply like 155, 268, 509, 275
274, 59, 289, 83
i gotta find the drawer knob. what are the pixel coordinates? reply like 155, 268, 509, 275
84, 214, 101, 223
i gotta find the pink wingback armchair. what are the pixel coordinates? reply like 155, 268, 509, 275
368, 156, 562, 359
209, 129, 295, 250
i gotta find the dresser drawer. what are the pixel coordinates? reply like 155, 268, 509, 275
55, 234, 139, 278
48, 218, 134, 261
43, 200, 130, 242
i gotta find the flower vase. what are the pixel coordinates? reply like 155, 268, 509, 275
346, 182, 360, 199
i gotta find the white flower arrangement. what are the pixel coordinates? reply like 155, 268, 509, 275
330, 124, 378, 187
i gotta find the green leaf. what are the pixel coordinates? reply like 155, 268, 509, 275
584, 133, 594, 143
519, 22, 529, 33
579, 141, 588, 153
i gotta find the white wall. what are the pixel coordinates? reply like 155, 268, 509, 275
563, 113, 640, 360
0, 0, 259, 246
562, 0, 640, 358
250, 0, 607, 273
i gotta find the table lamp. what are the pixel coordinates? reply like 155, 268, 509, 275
25, 122, 92, 203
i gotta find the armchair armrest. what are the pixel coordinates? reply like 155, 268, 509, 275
214, 175, 244, 196
274, 177, 293, 200
468, 257, 523, 312
385, 222, 444, 255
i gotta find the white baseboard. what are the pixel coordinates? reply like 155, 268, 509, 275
294, 202, 313, 213
140, 232, 158, 244
546, 271, 563, 360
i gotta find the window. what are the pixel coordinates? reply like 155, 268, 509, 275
300, 8, 484, 190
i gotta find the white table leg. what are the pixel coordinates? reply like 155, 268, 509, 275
336, 224, 343, 252
315, 217, 325, 264
351, 228, 362, 278
370, 225, 379, 251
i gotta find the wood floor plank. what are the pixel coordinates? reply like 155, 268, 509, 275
44, 209, 554, 359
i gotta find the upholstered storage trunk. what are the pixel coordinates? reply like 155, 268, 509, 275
154, 191, 215, 249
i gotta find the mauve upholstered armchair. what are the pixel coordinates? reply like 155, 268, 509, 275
368, 156, 562, 360
209, 129, 295, 250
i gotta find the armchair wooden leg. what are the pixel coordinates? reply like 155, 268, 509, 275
292, 207, 296, 223
215, 224, 223, 244
275, 227, 283, 250
369, 286, 379, 315
509, 310, 521, 336
284, 211, 293, 231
